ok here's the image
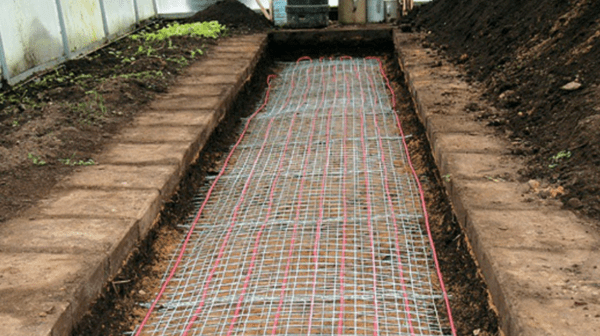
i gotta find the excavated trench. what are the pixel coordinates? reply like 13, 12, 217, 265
73, 30, 499, 336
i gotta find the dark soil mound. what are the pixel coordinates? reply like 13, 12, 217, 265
188, 0, 272, 32
413, 0, 600, 220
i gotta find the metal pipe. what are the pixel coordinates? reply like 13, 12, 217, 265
133, 0, 140, 23
54, 0, 71, 58
98, 0, 111, 38
151, 0, 159, 15
0, 24, 10, 83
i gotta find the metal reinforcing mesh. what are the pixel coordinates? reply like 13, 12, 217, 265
135, 58, 453, 335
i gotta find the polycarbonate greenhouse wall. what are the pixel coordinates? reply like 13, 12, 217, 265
0, 0, 265, 87
0, 0, 162, 87
0, 0, 340, 87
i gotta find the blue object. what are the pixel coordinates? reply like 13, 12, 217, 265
273, 0, 287, 26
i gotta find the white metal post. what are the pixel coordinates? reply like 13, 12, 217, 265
133, 0, 140, 23
0, 27, 10, 83
54, 0, 71, 58
151, 0, 159, 15
98, 0, 111, 38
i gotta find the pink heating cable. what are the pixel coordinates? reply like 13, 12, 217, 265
133, 73, 278, 336
306, 60, 339, 335
136, 56, 457, 336
361, 58, 416, 335
366, 56, 457, 336
224, 59, 314, 336
270, 58, 328, 335
180, 61, 304, 336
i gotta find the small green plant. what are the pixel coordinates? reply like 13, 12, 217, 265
485, 176, 505, 183
130, 21, 226, 42
74, 73, 93, 81
11, 120, 19, 127
28, 153, 47, 166
59, 156, 95, 166
70, 91, 108, 125
121, 57, 135, 64
549, 150, 572, 169
118, 70, 164, 80
190, 48, 203, 58
136, 44, 156, 56
85, 90, 107, 115
442, 174, 451, 182
59, 152, 95, 166
167, 56, 188, 66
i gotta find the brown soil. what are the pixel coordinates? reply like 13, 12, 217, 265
187, 0, 272, 32
409, 0, 600, 222
0, 21, 224, 224
0, 4, 275, 226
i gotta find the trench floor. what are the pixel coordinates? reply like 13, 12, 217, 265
134, 58, 453, 335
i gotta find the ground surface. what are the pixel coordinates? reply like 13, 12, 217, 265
409, 0, 600, 222
134, 58, 454, 335
1, 3, 497, 336
0, 6, 271, 225
73, 52, 498, 336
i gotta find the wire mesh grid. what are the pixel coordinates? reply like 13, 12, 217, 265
135, 58, 451, 335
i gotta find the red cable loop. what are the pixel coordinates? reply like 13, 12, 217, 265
181, 66, 304, 336
225, 63, 314, 336
307, 63, 339, 335
296, 56, 313, 64
367, 56, 458, 336
136, 56, 457, 336
363, 58, 416, 335
270, 59, 329, 335
355, 58, 382, 335
337, 62, 352, 335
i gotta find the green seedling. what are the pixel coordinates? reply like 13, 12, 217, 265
118, 70, 164, 80
70, 91, 108, 125
190, 48, 203, 58
130, 21, 226, 42
549, 150, 571, 169
485, 176, 505, 183
75, 74, 93, 81
59, 156, 95, 166
442, 174, 451, 182
108, 50, 123, 57
136, 44, 157, 56
28, 153, 46, 166
12, 120, 19, 127
167, 56, 188, 66
85, 90, 107, 115
121, 57, 135, 64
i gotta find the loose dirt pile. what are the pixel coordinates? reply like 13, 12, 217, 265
411, 0, 600, 221
188, 0, 272, 32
